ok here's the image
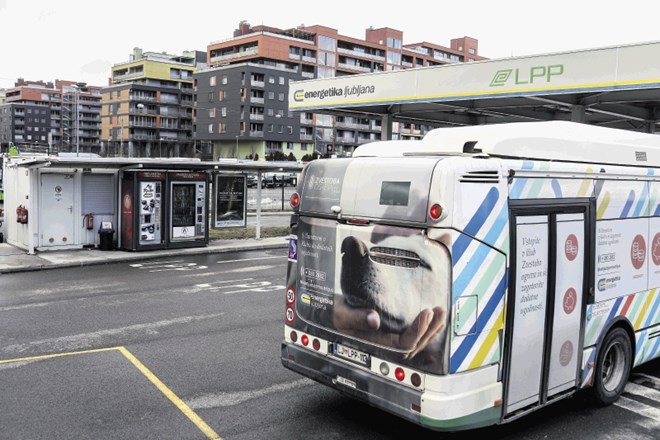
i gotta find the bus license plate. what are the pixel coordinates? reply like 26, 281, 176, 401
333, 343, 370, 367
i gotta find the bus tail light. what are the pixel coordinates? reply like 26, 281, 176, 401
395, 367, 405, 381
289, 330, 298, 342
301, 334, 309, 346
312, 339, 321, 351
290, 192, 300, 208
429, 203, 444, 221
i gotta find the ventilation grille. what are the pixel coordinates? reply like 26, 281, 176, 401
635, 151, 647, 162
369, 247, 420, 268
459, 170, 500, 183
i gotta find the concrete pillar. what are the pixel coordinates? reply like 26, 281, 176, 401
381, 114, 393, 140
571, 105, 586, 123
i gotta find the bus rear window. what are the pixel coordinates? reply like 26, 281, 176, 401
379, 181, 410, 206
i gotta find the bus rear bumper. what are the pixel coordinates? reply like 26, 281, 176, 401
281, 342, 423, 426
281, 342, 502, 431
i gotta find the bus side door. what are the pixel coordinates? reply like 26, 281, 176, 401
504, 200, 592, 417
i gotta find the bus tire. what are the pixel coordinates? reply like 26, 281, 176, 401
592, 327, 632, 406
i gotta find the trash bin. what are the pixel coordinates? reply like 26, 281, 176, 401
98, 221, 114, 251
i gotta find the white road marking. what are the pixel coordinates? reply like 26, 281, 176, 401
0, 360, 39, 370
615, 395, 660, 429
186, 378, 314, 409
216, 256, 284, 264
0, 302, 51, 312
625, 381, 660, 401
634, 373, 660, 388
181, 265, 282, 278
0, 313, 225, 355
130, 260, 184, 267
195, 278, 254, 289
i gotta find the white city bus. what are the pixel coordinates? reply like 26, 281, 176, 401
281, 121, 660, 431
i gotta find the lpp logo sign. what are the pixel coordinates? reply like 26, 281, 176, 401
490, 64, 564, 87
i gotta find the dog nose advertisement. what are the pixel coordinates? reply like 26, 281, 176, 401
296, 218, 450, 372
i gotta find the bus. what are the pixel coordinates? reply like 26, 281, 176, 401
281, 120, 660, 431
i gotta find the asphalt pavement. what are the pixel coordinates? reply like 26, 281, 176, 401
0, 211, 292, 275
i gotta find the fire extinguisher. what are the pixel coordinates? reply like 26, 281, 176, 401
16, 205, 28, 224
84, 213, 94, 230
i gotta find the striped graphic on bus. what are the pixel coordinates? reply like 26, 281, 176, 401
450, 185, 508, 373
584, 289, 660, 369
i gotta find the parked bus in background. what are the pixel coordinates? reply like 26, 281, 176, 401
281, 121, 660, 431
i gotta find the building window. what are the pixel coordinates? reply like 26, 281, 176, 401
218, 90, 224, 101
208, 92, 214, 102
209, 108, 216, 118
267, 108, 274, 116
221, 107, 227, 117
221, 75, 228, 84
287, 126, 293, 134
268, 123, 274, 132
387, 37, 402, 49
469, 48, 476, 55
268, 76, 275, 84
287, 142, 294, 150
208, 123, 214, 133
278, 93, 285, 101
318, 35, 337, 51
219, 122, 226, 133
278, 125, 284, 133
268, 91, 275, 100
301, 143, 308, 151
279, 76, 285, 85
210, 75, 217, 86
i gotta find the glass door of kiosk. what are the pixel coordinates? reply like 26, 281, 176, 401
168, 172, 208, 249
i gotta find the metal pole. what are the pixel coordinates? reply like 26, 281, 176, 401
75, 87, 79, 156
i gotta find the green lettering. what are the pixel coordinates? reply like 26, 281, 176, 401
514, 68, 528, 85
530, 66, 546, 83
547, 64, 564, 81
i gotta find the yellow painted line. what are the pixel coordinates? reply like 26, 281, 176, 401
0, 346, 120, 364
117, 346, 222, 440
0, 346, 223, 440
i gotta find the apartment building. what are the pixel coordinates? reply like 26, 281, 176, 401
101, 48, 206, 158
0, 79, 102, 154
198, 21, 485, 159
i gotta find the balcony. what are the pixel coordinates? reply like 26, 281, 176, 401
209, 47, 258, 64
249, 114, 264, 121
337, 47, 385, 62
250, 97, 265, 104
337, 63, 372, 73
251, 79, 265, 88
249, 130, 264, 137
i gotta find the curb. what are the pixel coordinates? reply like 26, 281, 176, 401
0, 238, 289, 275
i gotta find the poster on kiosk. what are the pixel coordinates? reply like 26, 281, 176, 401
168, 171, 209, 249
121, 171, 167, 251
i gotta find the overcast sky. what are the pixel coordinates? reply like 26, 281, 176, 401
2, 0, 660, 89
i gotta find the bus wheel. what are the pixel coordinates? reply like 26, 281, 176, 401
592, 328, 632, 406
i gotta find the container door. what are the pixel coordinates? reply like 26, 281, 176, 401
504, 202, 589, 416
40, 173, 75, 247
